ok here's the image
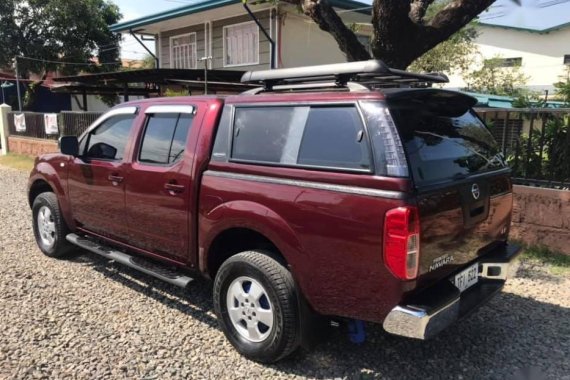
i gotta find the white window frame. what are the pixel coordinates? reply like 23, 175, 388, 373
169, 32, 198, 69
223, 21, 260, 68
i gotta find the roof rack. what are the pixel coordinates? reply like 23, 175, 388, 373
240, 60, 448, 92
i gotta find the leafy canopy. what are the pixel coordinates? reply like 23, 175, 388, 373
554, 68, 570, 106
464, 56, 529, 97
0, 0, 122, 77
408, 0, 478, 74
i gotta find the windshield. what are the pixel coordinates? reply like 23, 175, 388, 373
389, 105, 506, 186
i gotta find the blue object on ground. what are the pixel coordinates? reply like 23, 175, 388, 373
348, 320, 366, 344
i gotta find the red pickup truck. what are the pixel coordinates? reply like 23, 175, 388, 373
28, 60, 520, 363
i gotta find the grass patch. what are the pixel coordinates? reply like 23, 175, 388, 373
519, 243, 570, 276
0, 153, 35, 171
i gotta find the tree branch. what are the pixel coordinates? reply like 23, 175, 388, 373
289, 0, 371, 61
426, 0, 495, 42
409, 0, 436, 24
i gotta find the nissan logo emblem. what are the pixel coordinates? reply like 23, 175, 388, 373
471, 183, 481, 200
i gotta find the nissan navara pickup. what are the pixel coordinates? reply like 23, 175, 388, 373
28, 60, 521, 363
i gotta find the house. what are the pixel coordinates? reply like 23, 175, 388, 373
110, 0, 570, 93
109, 0, 371, 72
447, 0, 570, 92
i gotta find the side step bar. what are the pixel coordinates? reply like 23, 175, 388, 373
66, 233, 193, 288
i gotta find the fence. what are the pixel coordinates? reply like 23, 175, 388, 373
5, 108, 570, 189
60, 112, 103, 136
476, 108, 570, 189
7, 111, 103, 140
7, 112, 54, 140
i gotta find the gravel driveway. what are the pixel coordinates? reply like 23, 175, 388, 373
1, 165, 569, 380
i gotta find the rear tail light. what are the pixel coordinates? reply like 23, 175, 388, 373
383, 206, 420, 280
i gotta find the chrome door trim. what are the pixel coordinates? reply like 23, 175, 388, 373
80, 106, 138, 139
145, 105, 195, 114
203, 170, 406, 199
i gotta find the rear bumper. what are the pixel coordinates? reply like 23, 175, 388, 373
383, 243, 522, 340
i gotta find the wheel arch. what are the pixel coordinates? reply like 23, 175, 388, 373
199, 201, 305, 281
28, 179, 54, 207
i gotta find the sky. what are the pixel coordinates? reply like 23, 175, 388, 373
113, 0, 184, 60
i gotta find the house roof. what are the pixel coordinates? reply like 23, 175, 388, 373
463, 91, 566, 108
110, 0, 371, 33
110, 0, 570, 35
478, 0, 570, 33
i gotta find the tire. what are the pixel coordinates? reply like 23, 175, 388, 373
213, 250, 300, 363
32, 192, 74, 258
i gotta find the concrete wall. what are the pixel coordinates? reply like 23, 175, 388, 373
8, 136, 58, 156
511, 185, 570, 255
446, 26, 570, 91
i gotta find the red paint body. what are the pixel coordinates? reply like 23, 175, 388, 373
28, 91, 514, 324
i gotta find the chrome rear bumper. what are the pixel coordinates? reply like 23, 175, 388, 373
383, 244, 521, 340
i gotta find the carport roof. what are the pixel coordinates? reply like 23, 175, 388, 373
52, 68, 245, 85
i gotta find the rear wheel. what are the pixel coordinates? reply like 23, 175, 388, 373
32, 192, 73, 258
213, 250, 300, 363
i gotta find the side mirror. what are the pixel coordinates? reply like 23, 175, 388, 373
59, 136, 79, 156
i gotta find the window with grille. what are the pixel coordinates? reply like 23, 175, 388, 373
224, 22, 259, 66
170, 33, 197, 69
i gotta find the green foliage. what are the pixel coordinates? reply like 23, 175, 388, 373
508, 114, 570, 183
165, 88, 189, 97
141, 54, 157, 69
464, 56, 529, 96
0, 153, 35, 171
408, 2, 478, 75
0, 0, 122, 109
519, 242, 570, 276
554, 68, 570, 106
511, 92, 547, 108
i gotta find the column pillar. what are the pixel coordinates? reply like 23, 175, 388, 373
0, 103, 12, 156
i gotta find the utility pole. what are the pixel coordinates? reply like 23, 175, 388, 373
14, 57, 22, 112
198, 56, 212, 95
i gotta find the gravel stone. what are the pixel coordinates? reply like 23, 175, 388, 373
0, 165, 569, 379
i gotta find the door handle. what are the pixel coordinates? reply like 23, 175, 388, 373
107, 174, 124, 183
164, 183, 185, 194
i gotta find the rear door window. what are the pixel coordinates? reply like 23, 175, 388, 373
389, 105, 506, 186
139, 113, 193, 165
297, 107, 370, 170
230, 105, 371, 171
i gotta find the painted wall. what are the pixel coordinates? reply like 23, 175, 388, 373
70, 95, 145, 112
279, 12, 347, 68
158, 10, 272, 72
447, 26, 570, 91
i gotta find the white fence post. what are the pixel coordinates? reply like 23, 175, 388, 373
0, 104, 12, 156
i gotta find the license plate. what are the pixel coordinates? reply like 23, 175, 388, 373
452, 263, 479, 292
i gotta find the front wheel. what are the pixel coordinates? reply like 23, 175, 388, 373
32, 192, 73, 258
213, 251, 300, 363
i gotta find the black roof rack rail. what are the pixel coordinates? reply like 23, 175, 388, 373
241, 81, 370, 95
240, 60, 448, 91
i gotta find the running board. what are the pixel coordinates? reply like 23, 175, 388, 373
66, 233, 193, 288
